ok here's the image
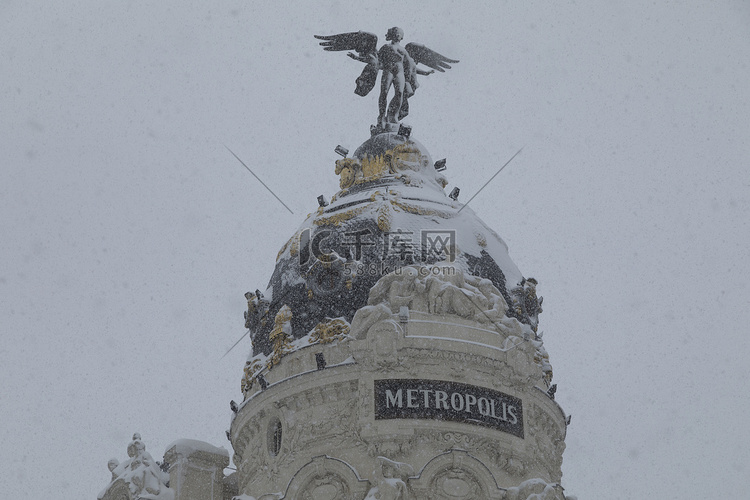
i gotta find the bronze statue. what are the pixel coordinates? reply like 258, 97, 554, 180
315, 27, 458, 130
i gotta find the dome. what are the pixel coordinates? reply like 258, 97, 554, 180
245, 132, 538, 356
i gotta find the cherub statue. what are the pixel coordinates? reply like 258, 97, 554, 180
315, 27, 458, 130
364, 457, 411, 500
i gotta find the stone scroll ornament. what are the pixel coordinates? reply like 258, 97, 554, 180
315, 27, 458, 132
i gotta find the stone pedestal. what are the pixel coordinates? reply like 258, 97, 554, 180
164, 439, 231, 500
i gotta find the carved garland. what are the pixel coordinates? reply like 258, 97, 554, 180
525, 404, 565, 479
390, 198, 455, 219
309, 318, 350, 344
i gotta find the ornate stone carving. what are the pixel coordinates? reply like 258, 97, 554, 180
99, 433, 173, 500
526, 403, 566, 480
335, 157, 361, 189
299, 472, 351, 500
398, 345, 537, 388
365, 267, 512, 329
244, 290, 271, 334
241, 359, 262, 394
334, 153, 392, 190
267, 305, 293, 369
284, 456, 371, 500
428, 467, 485, 500
410, 450, 504, 500
234, 417, 262, 481
309, 318, 350, 344
400, 430, 537, 481
364, 457, 412, 500
509, 278, 543, 333
532, 342, 553, 386
504, 478, 566, 500
352, 266, 556, 387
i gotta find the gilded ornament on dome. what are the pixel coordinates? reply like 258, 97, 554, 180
335, 157, 360, 189
390, 199, 453, 219
276, 232, 302, 260
267, 305, 293, 369
389, 142, 425, 172
317, 252, 336, 266
309, 318, 350, 344
333, 143, 431, 191
377, 204, 392, 232
276, 239, 289, 261
289, 233, 300, 257
360, 153, 390, 179
313, 206, 366, 227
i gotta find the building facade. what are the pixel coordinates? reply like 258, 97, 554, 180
98, 128, 573, 500
230, 131, 570, 500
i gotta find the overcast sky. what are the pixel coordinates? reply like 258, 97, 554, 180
2, 1, 749, 498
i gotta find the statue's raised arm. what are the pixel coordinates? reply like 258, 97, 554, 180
315, 27, 458, 132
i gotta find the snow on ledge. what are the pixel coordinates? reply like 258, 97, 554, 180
164, 438, 229, 458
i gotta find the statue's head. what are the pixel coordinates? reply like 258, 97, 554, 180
385, 27, 403, 42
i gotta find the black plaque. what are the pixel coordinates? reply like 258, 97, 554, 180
374, 379, 524, 438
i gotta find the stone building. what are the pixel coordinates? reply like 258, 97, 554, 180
98, 126, 573, 500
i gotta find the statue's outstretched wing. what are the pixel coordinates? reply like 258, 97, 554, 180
405, 43, 458, 72
314, 31, 380, 97
314, 31, 378, 58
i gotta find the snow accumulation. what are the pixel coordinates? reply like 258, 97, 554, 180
99, 434, 174, 500
164, 438, 229, 459
504, 477, 568, 500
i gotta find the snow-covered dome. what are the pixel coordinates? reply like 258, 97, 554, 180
246, 132, 537, 356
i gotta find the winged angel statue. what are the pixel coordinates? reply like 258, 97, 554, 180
315, 27, 458, 130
